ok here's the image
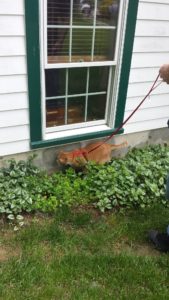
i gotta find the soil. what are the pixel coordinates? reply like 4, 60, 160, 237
0, 246, 21, 262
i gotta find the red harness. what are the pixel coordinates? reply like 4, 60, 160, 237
72, 149, 88, 161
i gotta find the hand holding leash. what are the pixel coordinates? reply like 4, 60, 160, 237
159, 64, 169, 84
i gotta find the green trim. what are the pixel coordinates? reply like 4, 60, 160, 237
31, 128, 124, 149
25, 0, 138, 149
115, 0, 139, 128
25, 0, 42, 142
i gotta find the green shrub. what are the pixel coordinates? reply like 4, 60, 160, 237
32, 168, 88, 213
0, 144, 169, 226
0, 156, 42, 227
84, 144, 169, 211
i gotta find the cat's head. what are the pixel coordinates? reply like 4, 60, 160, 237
57, 151, 71, 166
57, 151, 86, 168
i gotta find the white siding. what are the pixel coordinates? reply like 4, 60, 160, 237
0, 16, 25, 36
0, 0, 169, 157
0, 0, 29, 156
0, 0, 24, 15
124, 0, 169, 134
0, 57, 26, 76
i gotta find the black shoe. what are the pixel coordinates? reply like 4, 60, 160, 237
148, 230, 169, 252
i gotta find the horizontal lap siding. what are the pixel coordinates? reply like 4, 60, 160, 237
1, 0, 169, 156
0, 75, 27, 94
0, 37, 25, 56
0, 16, 25, 36
0, 0, 30, 156
0, 57, 26, 76
0, 0, 24, 15
124, 0, 169, 134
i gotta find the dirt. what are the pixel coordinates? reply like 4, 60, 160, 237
0, 248, 8, 262
0, 246, 21, 262
114, 241, 160, 257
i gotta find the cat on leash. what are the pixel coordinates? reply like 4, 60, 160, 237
58, 141, 127, 168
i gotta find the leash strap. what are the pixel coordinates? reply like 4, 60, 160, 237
88, 74, 161, 154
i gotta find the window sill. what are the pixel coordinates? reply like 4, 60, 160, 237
31, 126, 124, 149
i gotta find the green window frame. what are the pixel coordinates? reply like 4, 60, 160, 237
25, 0, 139, 149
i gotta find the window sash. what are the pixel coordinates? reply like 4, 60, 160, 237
43, 0, 125, 69
40, 0, 129, 136
45, 65, 113, 132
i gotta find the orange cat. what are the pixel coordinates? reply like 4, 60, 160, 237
58, 141, 127, 168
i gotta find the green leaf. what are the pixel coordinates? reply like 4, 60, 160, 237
16, 215, 24, 221
159, 177, 164, 185
14, 226, 19, 231
7, 214, 15, 220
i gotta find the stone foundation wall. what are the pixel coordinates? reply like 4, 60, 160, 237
0, 128, 169, 173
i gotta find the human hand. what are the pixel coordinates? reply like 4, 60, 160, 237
159, 64, 169, 84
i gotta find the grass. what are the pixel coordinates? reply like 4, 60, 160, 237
1, 204, 169, 300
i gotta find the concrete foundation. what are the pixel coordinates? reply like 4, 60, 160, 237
0, 127, 169, 172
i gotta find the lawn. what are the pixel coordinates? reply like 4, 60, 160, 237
1, 204, 169, 300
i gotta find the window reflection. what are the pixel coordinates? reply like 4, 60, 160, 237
73, 0, 94, 25
68, 68, 87, 94
96, 0, 119, 26
68, 97, 85, 124
47, 0, 120, 63
89, 66, 108, 92
94, 29, 116, 61
87, 94, 107, 121
47, 28, 69, 59
47, 0, 70, 26
47, 0, 70, 58
71, 29, 93, 62
45, 69, 66, 97
46, 99, 65, 127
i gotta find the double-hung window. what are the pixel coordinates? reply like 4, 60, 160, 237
25, 0, 139, 148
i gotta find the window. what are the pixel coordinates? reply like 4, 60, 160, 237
25, 0, 139, 148
46, 0, 118, 63
44, 0, 124, 135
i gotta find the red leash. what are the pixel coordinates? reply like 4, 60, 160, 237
72, 74, 161, 158
88, 74, 161, 154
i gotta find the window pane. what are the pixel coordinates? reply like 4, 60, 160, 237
96, 0, 120, 26
87, 94, 107, 121
47, 0, 70, 26
94, 29, 116, 61
68, 68, 87, 95
47, 0, 70, 63
71, 29, 93, 62
47, 28, 69, 60
46, 97, 86, 127
67, 97, 85, 124
46, 99, 65, 127
45, 69, 66, 97
47, 0, 121, 64
73, 0, 94, 26
45, 66, 110, 127
89, 66, 108, 93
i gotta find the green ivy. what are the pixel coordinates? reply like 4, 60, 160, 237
0, 145, 169, 227
0, 156, 41, 229
84, 145, 169, 211
32, 168, 89, 213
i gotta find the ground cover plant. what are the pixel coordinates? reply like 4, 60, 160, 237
1, 144, 169, 299
0, 205, 169, 299
0, 144, 169, 226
